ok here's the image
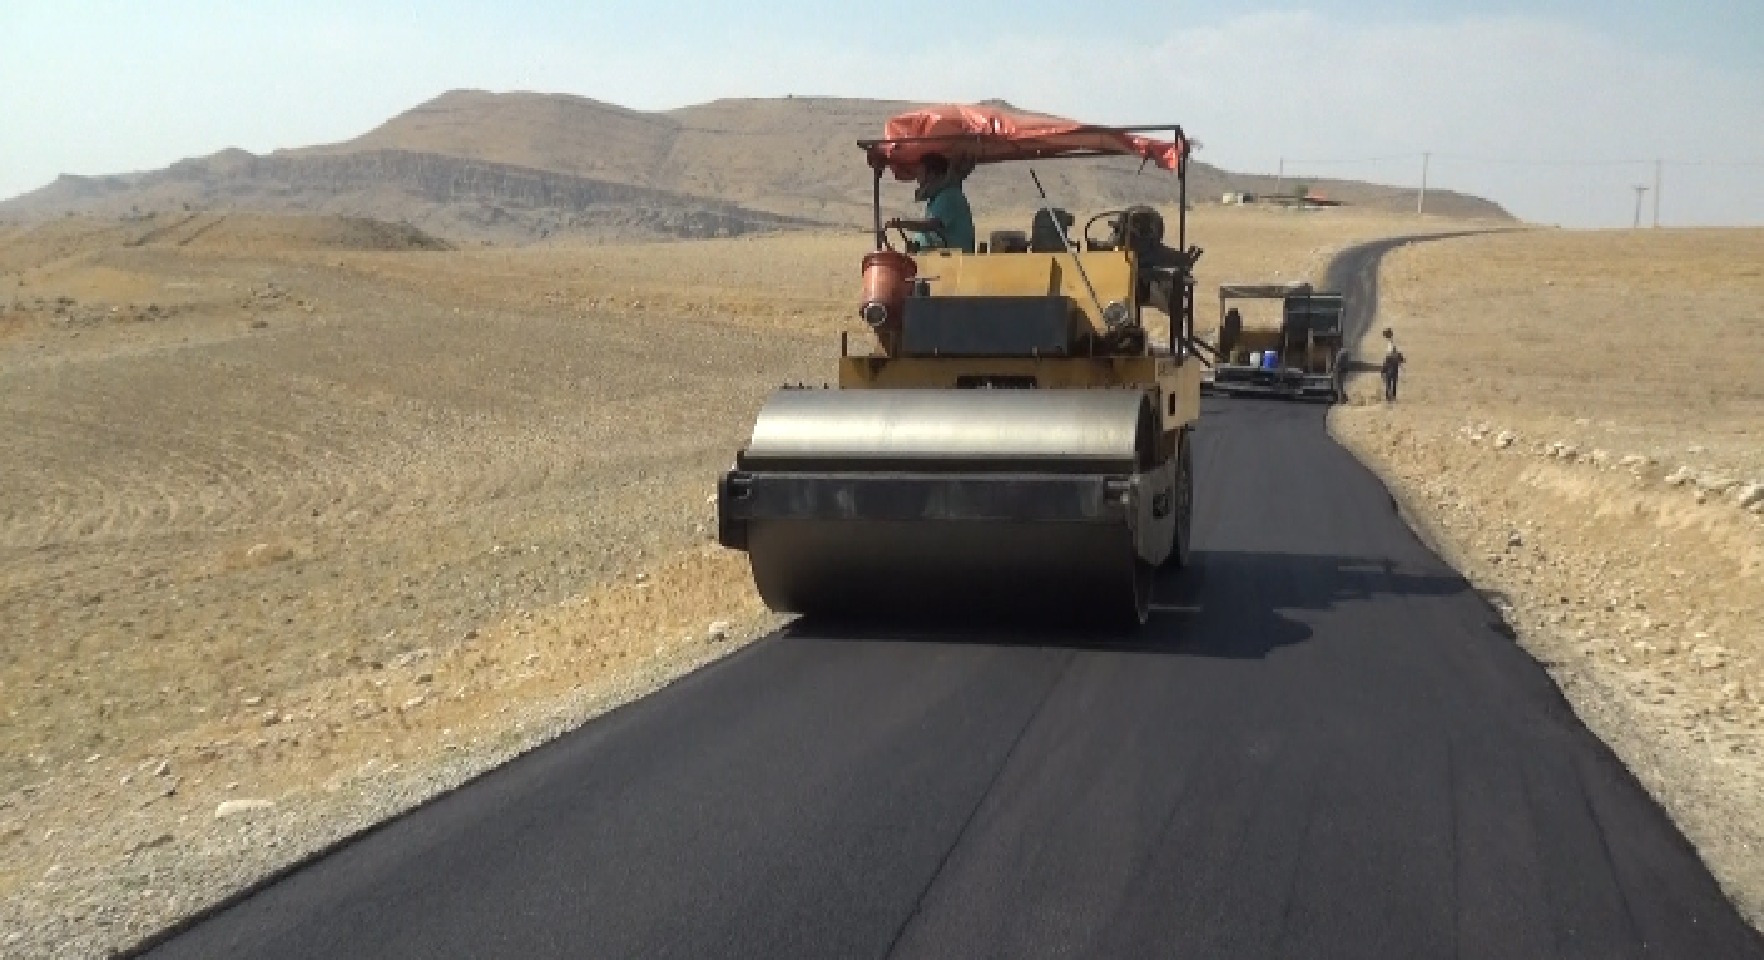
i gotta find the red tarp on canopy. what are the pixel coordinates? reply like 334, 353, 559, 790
865, 104, 1185, 179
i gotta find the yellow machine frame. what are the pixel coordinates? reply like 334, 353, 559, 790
838, 247, 1203, 436
716, 116, 1202, 625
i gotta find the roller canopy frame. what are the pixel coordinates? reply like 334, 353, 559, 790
858, 104, 1191, 260
859, 105, 1186, 177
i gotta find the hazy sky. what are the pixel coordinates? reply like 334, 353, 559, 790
4, 1, 1761, 227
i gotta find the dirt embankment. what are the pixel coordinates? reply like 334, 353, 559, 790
0, 213, 817, 955
0, 205, 1466, 957
1332, 227, 1764, 928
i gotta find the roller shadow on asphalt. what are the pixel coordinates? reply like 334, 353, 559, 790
782, 549, 1470, 658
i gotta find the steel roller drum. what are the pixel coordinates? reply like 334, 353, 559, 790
728, 389, 1160, 624
740, 389, 1149, 470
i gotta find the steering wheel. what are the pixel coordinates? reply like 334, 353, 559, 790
879, 222, 921, 253
1083, 210, 1127, 250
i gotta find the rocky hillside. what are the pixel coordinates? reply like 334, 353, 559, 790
1, 90, 1512, 242
3, 147, 817, 243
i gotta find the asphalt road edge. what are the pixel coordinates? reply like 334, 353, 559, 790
110, 629, 786, 959
1321, 229, 1513, 600
1319, 231, 1764, 935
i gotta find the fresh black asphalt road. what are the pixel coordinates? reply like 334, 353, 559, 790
137, 241, 1764, 959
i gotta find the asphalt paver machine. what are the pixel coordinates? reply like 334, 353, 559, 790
1203, 281, 1346, 401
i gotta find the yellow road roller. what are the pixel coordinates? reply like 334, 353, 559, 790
717, 105, 1204, 625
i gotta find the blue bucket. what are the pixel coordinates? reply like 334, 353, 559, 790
1261, 350, 1279, 369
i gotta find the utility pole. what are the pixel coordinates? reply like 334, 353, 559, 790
1417, 152, 1431, 215
1632, 185, 1649, 228
1652, 158, 1662, 227
1275, 157, 1285, 197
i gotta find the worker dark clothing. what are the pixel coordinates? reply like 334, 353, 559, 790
1381, 341, 1404, 401
1220, 308, 1243, 356
1121, 210, 1187, 317
1030, 208, 1073, 252
914, 183, 975, 253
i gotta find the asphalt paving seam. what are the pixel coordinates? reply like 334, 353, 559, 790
1268, 760, 1327, 956
1111, 720, 1225, 919
1573, 757, 1645, 944
1446, 738, 1461, 960
1518, 759, 1573, 957
880, 648, 1077, 959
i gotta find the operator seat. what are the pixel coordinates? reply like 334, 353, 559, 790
1030, 208, 1074, 252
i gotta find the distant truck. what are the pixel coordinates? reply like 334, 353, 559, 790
1202, 282, 1345, 401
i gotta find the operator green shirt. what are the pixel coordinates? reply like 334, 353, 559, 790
915, 184, 975, 253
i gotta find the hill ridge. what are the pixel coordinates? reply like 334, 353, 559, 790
0, 90, 1513, 241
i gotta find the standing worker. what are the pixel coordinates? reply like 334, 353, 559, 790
1380, 327, 1405, 401
885, 153, 976, 253
1219, 307, 1243, 360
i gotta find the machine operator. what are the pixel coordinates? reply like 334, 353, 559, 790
1117, 205, 1191, 317
885, 153, 976, 253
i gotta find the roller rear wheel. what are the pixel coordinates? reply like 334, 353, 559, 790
1116, 556, 1155, 628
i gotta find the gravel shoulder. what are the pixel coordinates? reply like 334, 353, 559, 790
1331, 226, 1764, 929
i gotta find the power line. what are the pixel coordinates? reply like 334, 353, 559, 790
1433, 154, 1651, 168
1267, 152, 1764, 170
1237, 149, 1764, 225
1271, 154, 1415, 166
1437, 153, 1764, 168
1658, 158, 1764, 167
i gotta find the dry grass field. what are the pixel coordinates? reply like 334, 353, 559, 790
0, 204, 1459, 955
1332, 227, 1764, 926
